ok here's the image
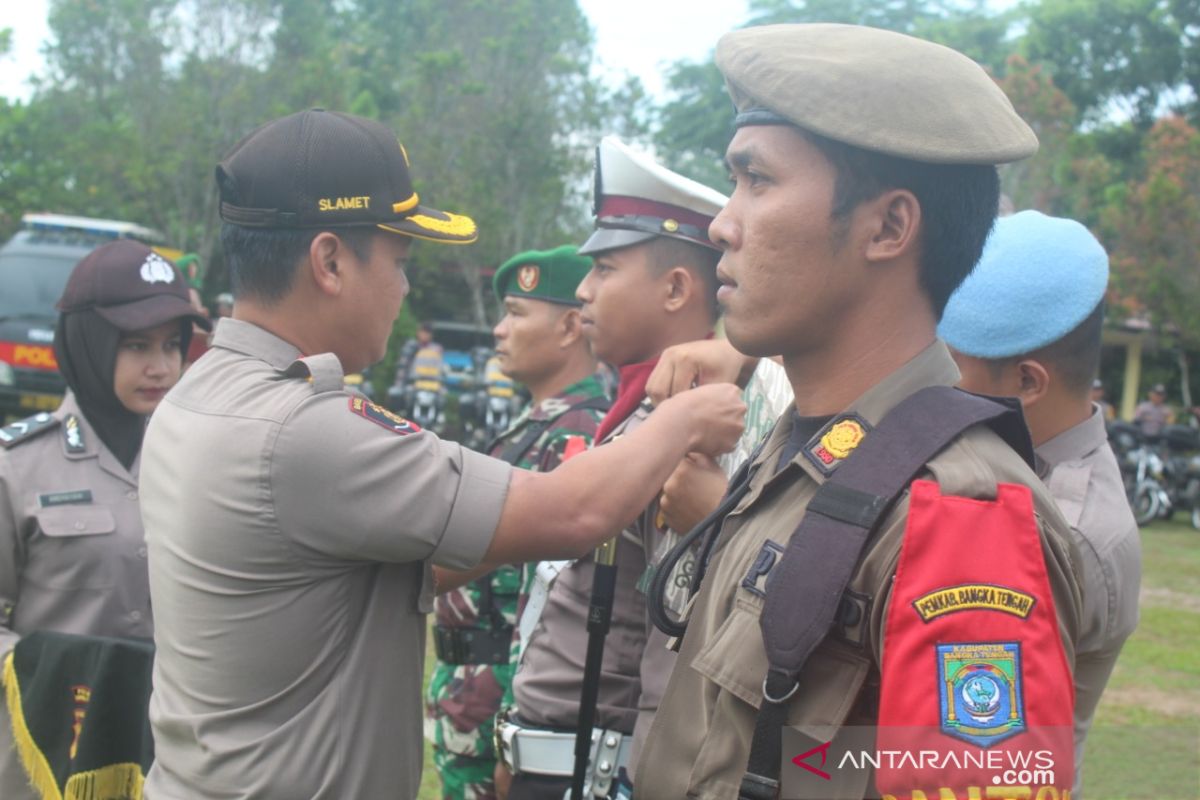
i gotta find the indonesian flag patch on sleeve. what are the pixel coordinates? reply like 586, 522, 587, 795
349, 396, 421, 435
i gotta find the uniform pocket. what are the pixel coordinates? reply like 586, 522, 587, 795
685, 601, 874, 796
26, 504, 120, 590
36, 504, 117, 538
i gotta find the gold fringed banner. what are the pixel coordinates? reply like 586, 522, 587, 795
3, 651, 64, 800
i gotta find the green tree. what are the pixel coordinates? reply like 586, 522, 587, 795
654, 61, 731, 191
997, 55, 1079, 213
652, 0, 1020, 189
346, 0, 645, 326
1105, 116, 1200, 351
1022, 0, 1189, 126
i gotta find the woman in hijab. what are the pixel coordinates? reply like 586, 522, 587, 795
0, 239, 210, 799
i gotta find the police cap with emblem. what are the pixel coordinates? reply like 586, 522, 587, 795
58, 240, 212, 333
216, 108, 477, 244
578, 136, 727, 256
715, 24, 1038, 164
938, 210, 1108, 358
493, 245, 592, 306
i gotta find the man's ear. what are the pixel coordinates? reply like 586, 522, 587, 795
663, 266, 696, 313
1015, 359, 1051, 408
308, 232, 345, 297
558, 307, 585, 349
862, 188, 921, 264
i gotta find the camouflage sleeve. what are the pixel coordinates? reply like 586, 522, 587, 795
536, 431, 572, 472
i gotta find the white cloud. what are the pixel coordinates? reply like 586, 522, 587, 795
1, 0, 51, 102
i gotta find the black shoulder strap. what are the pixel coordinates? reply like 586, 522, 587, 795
493, 394, 611, 466
739, 386, 1030, 800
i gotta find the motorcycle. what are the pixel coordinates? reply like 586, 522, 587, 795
1127, 440, 1170, 526
404, 344, 447, 433
460, 355, 523, 452
481, 357, 517, 443
1112, 420, 1200, 529
1161, 424, 1200, 530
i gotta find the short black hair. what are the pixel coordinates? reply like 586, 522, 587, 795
645, 236, 722, 322
986, 301, 1105, 396
220, 223, 377, 304
799, 129, 1000, 320
1035, 300, 1106, 395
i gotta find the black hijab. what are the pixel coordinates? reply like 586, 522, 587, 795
53, 310, 191, 471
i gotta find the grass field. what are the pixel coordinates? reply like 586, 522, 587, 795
1079, 517, 1200, 798
416, 518, 1200, 799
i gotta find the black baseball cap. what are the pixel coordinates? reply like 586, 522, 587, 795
215, 109, 478, 244
58, 240, 213, 332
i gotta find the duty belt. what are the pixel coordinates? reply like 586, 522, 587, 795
432, 624, 513, 665
495, 711, 630, 798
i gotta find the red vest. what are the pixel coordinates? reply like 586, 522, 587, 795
876, 479, 1075, 800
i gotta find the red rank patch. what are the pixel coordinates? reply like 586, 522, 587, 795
349, 396, 421, 435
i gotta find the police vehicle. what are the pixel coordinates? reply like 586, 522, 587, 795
0, 214, 179, 420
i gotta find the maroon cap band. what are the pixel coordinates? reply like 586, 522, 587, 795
597, 195, 717, 232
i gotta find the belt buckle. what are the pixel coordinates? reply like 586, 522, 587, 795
591, 729, 623, 798
494, 708, 516, 773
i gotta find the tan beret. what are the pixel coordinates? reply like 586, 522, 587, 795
715, 24, 1038, 165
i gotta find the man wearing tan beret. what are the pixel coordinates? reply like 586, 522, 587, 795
639, 25, 1083, 800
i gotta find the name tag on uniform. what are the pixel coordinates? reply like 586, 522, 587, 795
38, 490, 93, 508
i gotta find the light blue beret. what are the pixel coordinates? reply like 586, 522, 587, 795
938, 210, 1109, 358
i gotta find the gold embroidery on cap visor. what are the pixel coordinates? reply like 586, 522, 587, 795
378, 209, 478, 244
392, 193, 419, 214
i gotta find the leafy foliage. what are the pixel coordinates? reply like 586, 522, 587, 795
1105, 116, 1200, 348
3, 0, 1200, 388
0, 0, 645, 332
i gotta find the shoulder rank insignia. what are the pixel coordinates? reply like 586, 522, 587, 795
0, 412, 59, 450
937, 641, 1026, 747
348, 396, 421, 436
803, 413, 871, 475
63, 414, 87, 454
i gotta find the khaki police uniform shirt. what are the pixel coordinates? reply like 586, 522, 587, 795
1036, 405, 1141, 796
0, 391, 152, 800
512, 405, 653, 736
637, 343, 1083, 800
139, 319, 511, 800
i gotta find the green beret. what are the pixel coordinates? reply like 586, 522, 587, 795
493, 245, 592, 306
716, 24, 1038, 165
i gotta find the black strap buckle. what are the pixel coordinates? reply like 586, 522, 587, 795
738, 771, 780, 800
432, 624, 514, 665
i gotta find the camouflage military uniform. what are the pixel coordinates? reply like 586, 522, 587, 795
427, 373, 609, 800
